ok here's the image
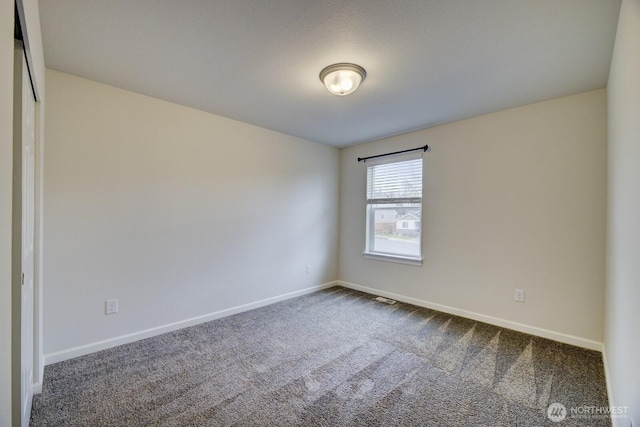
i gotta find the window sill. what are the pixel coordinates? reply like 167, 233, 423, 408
363, 252, 423, 266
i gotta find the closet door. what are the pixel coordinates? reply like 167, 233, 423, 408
14, 41, 35, 427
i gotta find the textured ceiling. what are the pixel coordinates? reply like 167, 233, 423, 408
38, 0, 621, 147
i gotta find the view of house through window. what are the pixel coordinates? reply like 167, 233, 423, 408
365, 156, 423, 260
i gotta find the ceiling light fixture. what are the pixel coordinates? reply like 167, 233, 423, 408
319, 63, 366, 96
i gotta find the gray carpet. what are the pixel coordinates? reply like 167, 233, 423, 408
31, 286, 610, 426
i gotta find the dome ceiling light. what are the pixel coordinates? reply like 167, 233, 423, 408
319, 63, 366, 96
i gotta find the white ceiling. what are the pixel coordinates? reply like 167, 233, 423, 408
38, 0, 621, 147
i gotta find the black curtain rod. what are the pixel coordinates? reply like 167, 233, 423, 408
357, 144, 431, 162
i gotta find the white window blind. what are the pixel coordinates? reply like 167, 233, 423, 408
366, 158, 422, 204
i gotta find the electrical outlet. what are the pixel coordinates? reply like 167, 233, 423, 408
105, 299, 118, 315
514, 289, 525, 303
306, 265, 311, 275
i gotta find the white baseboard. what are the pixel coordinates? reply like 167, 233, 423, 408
44, 281, 337, 365
338, 281, 603, 352
601, 344, 620, 427
33, 355, 44, 394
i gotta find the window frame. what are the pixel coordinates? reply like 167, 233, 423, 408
363, 153, 424, 266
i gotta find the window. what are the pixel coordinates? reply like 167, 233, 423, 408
365, 155, 423, 264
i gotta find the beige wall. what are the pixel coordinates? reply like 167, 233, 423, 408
43, 70, 339, 360
0, 1, 15, 424
340, 89, 607, 347
605, 0, 640, 424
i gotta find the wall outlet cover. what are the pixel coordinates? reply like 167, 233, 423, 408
105, 299, 118, 314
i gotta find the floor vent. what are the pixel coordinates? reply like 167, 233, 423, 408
374, 296, 397, 305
